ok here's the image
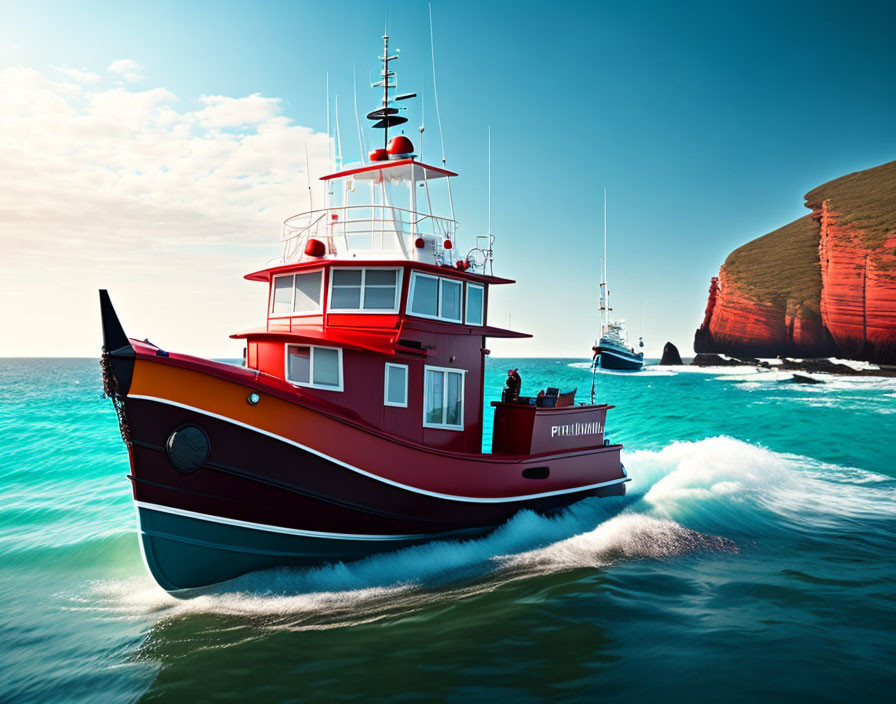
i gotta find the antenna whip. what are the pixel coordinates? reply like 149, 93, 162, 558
304, 139, 313, 213
429, 3, 447, 165
326, 73, 333, 176
353, 63, 367, 164
335, 94, 343, 170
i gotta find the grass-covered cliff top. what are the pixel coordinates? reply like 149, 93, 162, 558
722, 214, 822, 315
805, 159, 896, 248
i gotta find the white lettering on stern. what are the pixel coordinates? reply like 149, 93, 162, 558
550, 422, 603, 438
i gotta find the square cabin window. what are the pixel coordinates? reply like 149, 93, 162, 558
363, 269, 399, 310
439, 279, 463, 323
293, 271, 322, 313
286, 345, 311, 383
286, 345, 343, 391
313, 347, 341, 387
423, 366, 465, 430
272, 272, 322, 315
409, 272, 439, 317
330, 269, 362, 309
384, 363, 408, 407
330, 268, 400, 312
465, 283, 484, 326
272, 275, 294, 314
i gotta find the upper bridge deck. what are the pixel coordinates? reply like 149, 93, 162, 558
272, 157, 482, 270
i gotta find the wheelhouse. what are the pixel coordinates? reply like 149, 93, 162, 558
235, 257, 525, 453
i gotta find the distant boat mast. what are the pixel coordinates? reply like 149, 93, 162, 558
599, 188, 612, 337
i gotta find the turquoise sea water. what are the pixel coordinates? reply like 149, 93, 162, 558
1, 357, 895, 702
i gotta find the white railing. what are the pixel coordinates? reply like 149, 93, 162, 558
279, 205, 457, 265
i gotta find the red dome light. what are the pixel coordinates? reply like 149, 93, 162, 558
304, 238, 326, 257
415, 237, 425, 249
443, 239, 453, 250
387, 136, 415, 157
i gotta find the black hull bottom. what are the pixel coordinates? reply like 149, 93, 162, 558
137, 485, 624, 591
137, 504, 492, 591
597, 348, 644, 371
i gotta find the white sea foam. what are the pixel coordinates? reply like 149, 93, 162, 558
498, 514, 734, 574
627, 436, 896, 529
570, 356, 887, 384
567, 361, 676, 377
81, 437, 894, 629
567, 362, 592, 370
724, 371, 896, 393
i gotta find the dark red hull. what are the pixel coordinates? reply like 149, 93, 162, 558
127, 396, 625, 537
100, 305, 627, 590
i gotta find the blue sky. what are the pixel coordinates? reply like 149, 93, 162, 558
2, 0, 895, 357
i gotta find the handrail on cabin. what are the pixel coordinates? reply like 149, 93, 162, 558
279, 204, 458, 265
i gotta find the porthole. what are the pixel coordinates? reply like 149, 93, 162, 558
165, 424, 210, 473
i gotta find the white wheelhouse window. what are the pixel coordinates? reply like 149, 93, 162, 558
423, 365, 465, 430
270, 271, 323, 317
384, 363, 408, 407
408, 271, 464, 323
328, 267, 402, 313
285, 345, 343, 391
465, 283, 484, 326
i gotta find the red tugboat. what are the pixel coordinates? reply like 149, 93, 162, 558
99, 35, 628, 591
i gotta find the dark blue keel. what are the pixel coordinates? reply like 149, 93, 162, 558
136, 504, 490, 591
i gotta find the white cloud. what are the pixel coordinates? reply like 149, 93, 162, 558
0, 65, 332, 357
195, 93, 283, 128
106, 58, 145, 82
54, 66, 102, 84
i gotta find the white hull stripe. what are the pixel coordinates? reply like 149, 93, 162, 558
136, 501, 436, 541
600, 348, 641, 361
127, 393, 629, 503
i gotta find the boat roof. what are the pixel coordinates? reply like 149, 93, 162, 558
231, 323, 530, 351
244, 259, 516, 285
320, 158, 457, 182
230, 327, 422, 357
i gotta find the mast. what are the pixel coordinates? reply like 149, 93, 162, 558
381, 34, 392, 150
367, 35, 415, 155
599, 188, 611, 336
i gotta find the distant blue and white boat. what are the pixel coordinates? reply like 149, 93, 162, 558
594, 320, 644, 371
591, 190, 644, 372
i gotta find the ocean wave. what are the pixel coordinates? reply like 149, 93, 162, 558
73, 436, 896, 634
498, 514, 736, 574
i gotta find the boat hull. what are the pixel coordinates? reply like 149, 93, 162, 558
596, 340, 644, 371
136, 503, 494, 591
104, 337, 627, 591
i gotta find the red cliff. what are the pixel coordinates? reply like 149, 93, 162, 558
695, 160, 896, 363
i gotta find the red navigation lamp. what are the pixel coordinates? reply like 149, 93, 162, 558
369, 148, 388, 162
443, 239, 453, 250
415, 237, 425, 248
387, 136, 415, 159
304, 238, 326, 257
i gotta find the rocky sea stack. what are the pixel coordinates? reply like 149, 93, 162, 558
695, 160, 896, 364
659, 342, 683, 366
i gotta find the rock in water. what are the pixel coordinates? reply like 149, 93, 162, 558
694, 160, 896, 364
690, 353, 743, 367
786, 373, 823, 384
778, 358, 859, 375
659, 342, 683, 365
